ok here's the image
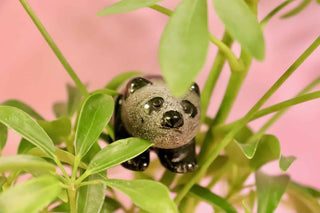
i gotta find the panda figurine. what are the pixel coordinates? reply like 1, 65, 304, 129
114, 76, 201, 173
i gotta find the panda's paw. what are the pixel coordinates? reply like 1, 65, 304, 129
171, 161, 198, 173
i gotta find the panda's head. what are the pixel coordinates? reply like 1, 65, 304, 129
120, 76, 201, 149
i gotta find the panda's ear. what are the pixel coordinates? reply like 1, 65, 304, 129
125, 77, 152, 98
189, 83, 200, 96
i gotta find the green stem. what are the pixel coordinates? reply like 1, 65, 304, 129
252, 90, 320, 120
174, 36, 320, 204
71, 156, 81, 181
19, 0, 88, 97
68, 188, 77, 213
54, 157, 71, 182
159, 170, 176, 187
208, 34, 244, 72
281, 0, 312, 19
201, 32, 233, 122
260, 0, 294, 28
149, 4, 173, 16
213, 51, 252, 125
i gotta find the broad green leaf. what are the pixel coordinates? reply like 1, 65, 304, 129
289, 181, 320, 198
243, 201, 252, 213
279, 155, 296, 172
159, 0, 209, 96
53, 102, 68, 118
104, 179, 178, 213
281, 0, 312, 18
97, 0, 164, 16
51, 202, 70, 212
234, 139, 259, 159
0, 123, 7, 151
100, 196, 122, 213
58, 189, 69, 203
37, 116, 72, 145
67, 84, 83, 116
206, 155, 229, 176
0, 176, 62, 213
287, 182, 320, 212
212, 0, 265, 60
27, 147, 87, 169
2, 100, 44, 120
250, 134, 281, 170
75, 93, 114, 159
77, 173, 106, 213
17, 138, 35, 154
189, 185, 237, 213
0, 106, 55, 158
105, 71, 142, 90
255, 172, 290, 213
87, 138, 152, 174
0, 155, 55, 173
225, 126, 255, 166
82, 142, 101, 164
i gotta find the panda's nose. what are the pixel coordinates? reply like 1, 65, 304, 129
161, 111, 184, 128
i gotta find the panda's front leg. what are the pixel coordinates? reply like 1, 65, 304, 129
114, 95, 150, 171
155, 139, 198, 173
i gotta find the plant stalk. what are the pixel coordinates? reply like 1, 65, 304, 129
174, 36, 320, 204
19, 0, 88, 97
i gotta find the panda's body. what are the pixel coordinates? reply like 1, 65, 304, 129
114, 76, 201, 173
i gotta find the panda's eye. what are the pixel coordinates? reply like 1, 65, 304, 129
152, 97, 164, 108
181, 100, 197, 118
144, 97, 164, 114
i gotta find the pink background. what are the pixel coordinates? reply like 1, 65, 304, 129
1, 0, 320, 201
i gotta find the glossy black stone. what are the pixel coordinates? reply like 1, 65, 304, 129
190, 83, 200, 96
124, 77, 152, 99
161, 111, 184, 128
155, 139, 198, 173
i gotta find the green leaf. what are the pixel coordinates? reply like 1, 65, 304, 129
0, 155, 56, 173
104, 179, 178, 213
37, 116, 72, 145
17, 138, 35, 154
289, 181, 320, 198
250, 135, 281, 170
0, 176, 62, 213
105, 71, 142, 90
97, 0, 164, 16
189, 185, 237, 213
212, 0, 265, 60
159, 0, 209, 96
0, 106, 55, 158
51, 202, 70, 212
287, 182, 320, 212
53, 102, 68, 118
82, 142, 102, 164
87, 138, 152, 174
234, 139, 259, 159
2, 100, 44, 120
0, 123, 7, 151
77, 173, 106, 213
279, 155, 296, 172
281, 0, 312, 18
67, 84, 83, 116
75, 93, 114, 159
100, 196, 122, 213
27, 147, 87, 169
255, 172, 290, 213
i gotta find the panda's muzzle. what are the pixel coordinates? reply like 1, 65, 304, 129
161, 111, 184, 129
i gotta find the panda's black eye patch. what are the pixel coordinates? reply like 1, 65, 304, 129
181, 100, 197, 118
144, 97, 164, 114
125, 77, 152, 98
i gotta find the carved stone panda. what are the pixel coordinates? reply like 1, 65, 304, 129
114, 76, 201, 173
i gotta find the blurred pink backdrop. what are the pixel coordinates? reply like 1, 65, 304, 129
0, 0, 320, 206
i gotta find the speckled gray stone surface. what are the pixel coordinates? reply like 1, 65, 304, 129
120, 77, 201, 149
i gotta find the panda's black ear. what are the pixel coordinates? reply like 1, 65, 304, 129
190, 83, 200, 96
125, 77, 152, 98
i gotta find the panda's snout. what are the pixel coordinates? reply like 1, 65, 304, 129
161, 111, 184, 128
